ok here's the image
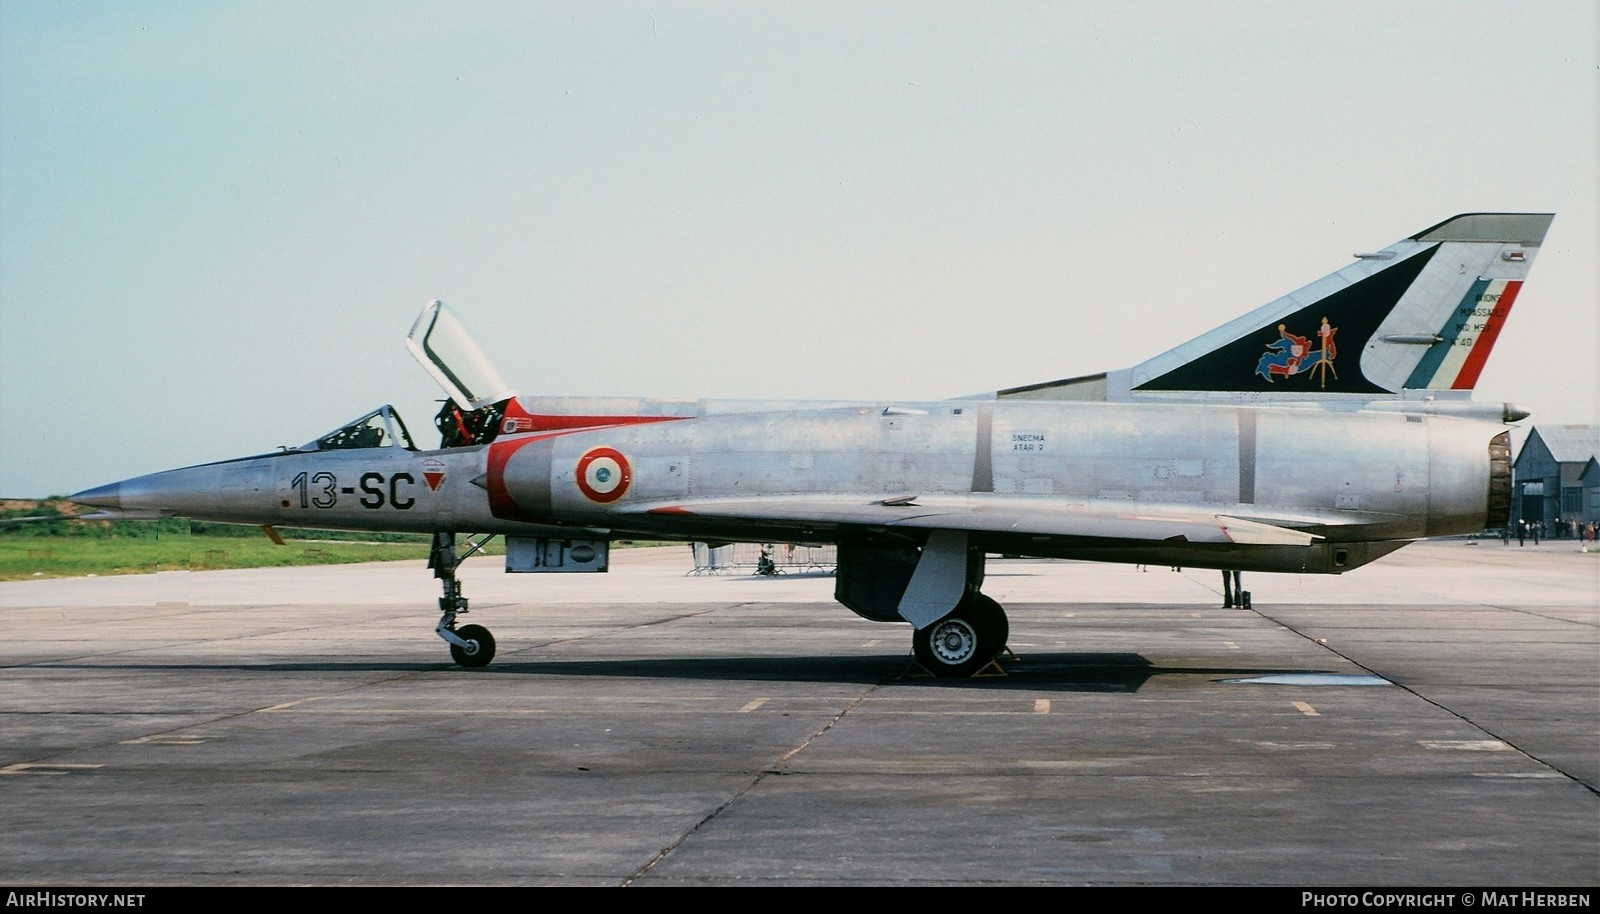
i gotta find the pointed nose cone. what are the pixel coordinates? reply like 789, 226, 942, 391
70, 482, 124, 509
67, 464, 227, 518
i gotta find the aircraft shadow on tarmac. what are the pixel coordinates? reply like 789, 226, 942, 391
474, 653, 1332, 692
41, 653, 1339, 693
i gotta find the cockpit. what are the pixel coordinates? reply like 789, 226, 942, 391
300, 406, 417, 452
407, 298, 518, 449
297, 302, 518, 453
297, 400, 509, 452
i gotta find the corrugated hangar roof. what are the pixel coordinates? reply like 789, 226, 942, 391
1528, 425, 1600, 465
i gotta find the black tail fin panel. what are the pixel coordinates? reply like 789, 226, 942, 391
998, 213, 1553, 407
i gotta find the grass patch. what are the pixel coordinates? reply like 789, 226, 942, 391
0, 531, 511, 581
1, 499, 515, 580
0, 532, 450, 580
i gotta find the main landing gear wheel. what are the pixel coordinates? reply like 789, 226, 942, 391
449, 623, 496, 668
913, 593, 1009, 678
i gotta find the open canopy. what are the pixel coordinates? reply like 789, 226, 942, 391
405, 299, 516, 411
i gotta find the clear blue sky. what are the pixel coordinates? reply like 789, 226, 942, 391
2, 1, 1595, 497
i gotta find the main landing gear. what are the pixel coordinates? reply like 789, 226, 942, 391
1222, 569, 1251, 609
431, 531, 497, 668
837, 534, 1012, 679
912, 593, 1010, 679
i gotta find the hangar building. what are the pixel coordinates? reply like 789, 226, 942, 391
1511, 425, 1599, 531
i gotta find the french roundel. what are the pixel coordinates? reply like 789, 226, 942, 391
575, 447, 631, 503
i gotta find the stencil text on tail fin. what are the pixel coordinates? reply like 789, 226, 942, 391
1402, 278, 1524, 391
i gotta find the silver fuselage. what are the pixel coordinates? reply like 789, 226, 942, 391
87, 396, 1504, 575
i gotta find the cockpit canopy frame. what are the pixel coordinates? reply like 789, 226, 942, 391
300, 405, 417, 452
406, 299, 516, 411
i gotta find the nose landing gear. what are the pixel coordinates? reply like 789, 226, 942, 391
447, 623, 496, 668
431, 531, 498, 668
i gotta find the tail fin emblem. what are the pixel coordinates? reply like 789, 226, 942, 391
1255, 318, 1338, 387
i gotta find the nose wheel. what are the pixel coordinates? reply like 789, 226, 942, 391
430, 531, 498, 668
448, 623, 496, 668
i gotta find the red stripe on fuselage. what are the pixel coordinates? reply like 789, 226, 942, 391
501, 399, 686, 433
485, 431, 573, 523
1452, 280, 1522, 390
484, 414, 689, 522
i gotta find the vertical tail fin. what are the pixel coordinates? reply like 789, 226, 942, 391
999, 213, 1553, 409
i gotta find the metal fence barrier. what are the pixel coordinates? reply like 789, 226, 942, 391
688, 542, 837, 575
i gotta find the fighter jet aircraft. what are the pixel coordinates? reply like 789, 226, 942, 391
71, 212, 1553, 676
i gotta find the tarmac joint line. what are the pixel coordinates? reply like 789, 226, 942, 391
619, 675, 891, 886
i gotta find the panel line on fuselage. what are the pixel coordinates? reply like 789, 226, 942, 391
971, 402, 995, 494
1237, 407, 1257, 505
